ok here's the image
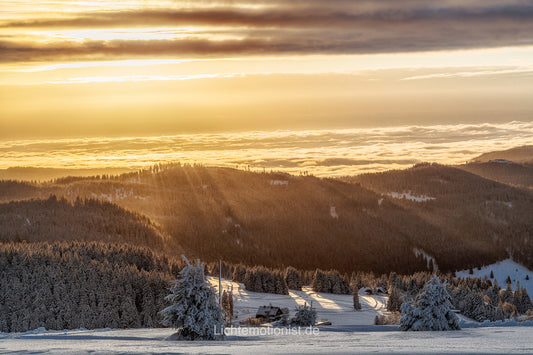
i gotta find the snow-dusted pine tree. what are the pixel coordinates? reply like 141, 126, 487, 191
311, 269, 327, 292
160, 256, 224, 340
284, 266, 303, 291
462, 291, 488, 322
291, 303, 316, 327
400, 275, 460, 331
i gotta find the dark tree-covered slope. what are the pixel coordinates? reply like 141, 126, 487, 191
0, 196, 167, 250
2, 161, 533, 274
352, 163, 533, 271
459, 162, 533, 190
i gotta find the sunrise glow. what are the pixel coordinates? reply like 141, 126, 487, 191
1, 0, 533, 175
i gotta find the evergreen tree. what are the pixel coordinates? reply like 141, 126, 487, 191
284, 267, 303, 291
291, 303, 316, 326
350, 272, 365, 293
389, 272, 403, 291
275, 271, 289, 295
515, 286, 532, 315
400, 275, 460, 331
387, 286, 403, 312
312, 269, 327, 293
353, 289, 361, 310
232, 265, 247, 283
499, 283, 514, 305
512, 282, 523, 313
311, 269, 349, 294
505, 275, 512, 285
243, 267, 288, 295
328, 271, 350, 294
406, 278, 419, 298
462, 291, 488, 322
484, 285, 499, 306
160, 256, 224, 340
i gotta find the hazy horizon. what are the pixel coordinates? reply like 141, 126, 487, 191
1, 121, 532, 179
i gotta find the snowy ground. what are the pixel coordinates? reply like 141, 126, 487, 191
3, 326, 533, 354
2, 278, 533, 354
456, 259, 533, 295
207, 278, 389, 328
386, 191, 436, 202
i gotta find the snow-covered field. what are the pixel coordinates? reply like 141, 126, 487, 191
3, 324, 533, 354
2, 277, 533, 354
207, 278, 389, 327
456, 259, 533, 295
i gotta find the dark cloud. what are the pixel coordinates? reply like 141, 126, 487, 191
5, 3, 533, 28
2, 0, 533, 62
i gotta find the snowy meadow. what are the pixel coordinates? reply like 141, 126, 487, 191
2, 325, 533, 354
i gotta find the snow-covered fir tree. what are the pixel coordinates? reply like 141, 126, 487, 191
284, 266, 303, 291
311, 269, 350, 294
160, 256, 224, 340
462, 291, 488, 322
291, 303, 316, 326
243, 266, 288, 295
400, 275, 460, 331
311, 269, 327, 293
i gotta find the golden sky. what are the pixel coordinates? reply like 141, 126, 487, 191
1, 0, 533, 142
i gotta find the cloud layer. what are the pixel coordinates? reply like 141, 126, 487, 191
2, 0, 533, 62
2, 121, 533, 176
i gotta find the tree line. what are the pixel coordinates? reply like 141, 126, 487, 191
1, 240, 532, 333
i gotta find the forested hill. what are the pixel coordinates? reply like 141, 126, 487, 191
0, 196, 167, 250
0, 166, 432, 274
458, 161, 533, 190
1, 161, 533, 274
351, 163, 533, 271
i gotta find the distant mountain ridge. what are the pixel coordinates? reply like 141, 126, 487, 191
0, 167, 133, 182
458, 162, 533, 189
472, 145, 533, 165
457, 145, 533, 189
